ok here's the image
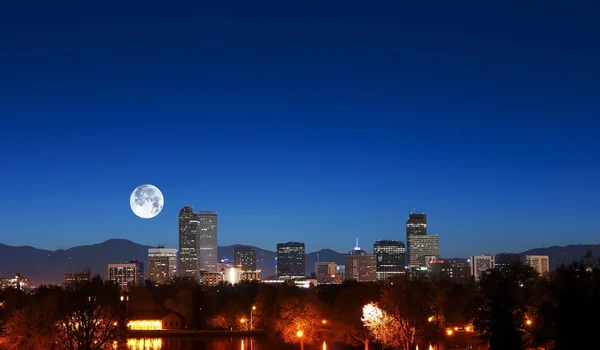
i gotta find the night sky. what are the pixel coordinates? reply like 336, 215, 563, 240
0, 1, 599, 257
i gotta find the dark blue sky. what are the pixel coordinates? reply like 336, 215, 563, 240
1, 1, 599, 257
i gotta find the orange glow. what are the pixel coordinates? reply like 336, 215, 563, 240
322, 319, 327, 324
296, 330, 304, 338
526, 319, 532, 325
427, 316, 434, 322
127, 338, 162, 350
465, 326, 471, 332
240, 318, 246, 323
127, 320, 162, 330
322, 341, 327, 350
252, 306, 256, 310
446, 329, 453, 336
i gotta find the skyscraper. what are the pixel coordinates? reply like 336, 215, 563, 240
409, 234, 439, 266
148, 246, 177, 285
198, 211, 218, 273
373, 240, 406, 281
495, 253, 521, 269
178, 206, 200, 279
276, 242, 305, 279
234, 246, 257, 271
406, 212, 427, 266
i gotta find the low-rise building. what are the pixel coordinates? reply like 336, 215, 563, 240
63, 271, 91, 286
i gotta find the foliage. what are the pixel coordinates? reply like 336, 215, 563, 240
273, 293, 324, 345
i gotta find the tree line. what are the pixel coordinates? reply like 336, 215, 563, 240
0, 252, 598, 350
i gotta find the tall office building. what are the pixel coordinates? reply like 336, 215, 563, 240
108, 260, 144, 290
526, 255, 550, 276
345, 240, 377, 282
178, 206, 200, 279
409, 234, 439, 266
198, 211, 218, 273
234, 246, 257, 271
373, 240, 406, 281
148, 246, 177, 285
276, 242, 305, 279
406, 212, 427, 266
470, 255, 495, 281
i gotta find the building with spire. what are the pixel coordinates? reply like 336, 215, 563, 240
344, 238, 377, 282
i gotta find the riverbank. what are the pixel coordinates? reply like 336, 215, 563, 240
128, 329, 267, 338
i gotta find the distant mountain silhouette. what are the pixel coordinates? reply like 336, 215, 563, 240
0, 240, 597, 285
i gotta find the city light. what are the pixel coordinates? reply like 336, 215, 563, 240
446, 329, 453, 336
322, 319, 327, 324
127, 338, 162, 350
296, 330, 303, 338
427, 316, 434, 322
127, 320, 162, 330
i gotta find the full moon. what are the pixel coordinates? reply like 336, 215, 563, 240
130, 184, 164, 219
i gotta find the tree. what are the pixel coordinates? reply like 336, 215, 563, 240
474, 263, 541, 350
54, 279, 127, 350
0, 295, 58, 350
362, 303, 414, 350
273, 294, 324, 347
327, 282, 379, 350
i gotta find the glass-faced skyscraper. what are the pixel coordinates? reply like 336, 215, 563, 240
198, 211, 218, 273
178, 206, 200, 279
276, 242, 305, 278
234, 246, 257, 271
406, 212, 427, 266
373, 240, 406, 281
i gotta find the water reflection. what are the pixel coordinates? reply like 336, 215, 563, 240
126, 337, 485, 350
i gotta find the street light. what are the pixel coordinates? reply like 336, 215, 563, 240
526, 319, 532, 326
297, 330, 304, 350
321, 319, 327, 325
251, 305, 256, 330
427, 316, 434, 322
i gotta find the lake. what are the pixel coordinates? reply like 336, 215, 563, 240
126, 336, 488, 350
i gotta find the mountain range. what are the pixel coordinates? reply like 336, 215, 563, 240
0, 239, 597, 286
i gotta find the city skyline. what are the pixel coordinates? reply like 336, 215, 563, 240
0, 2, 599, 258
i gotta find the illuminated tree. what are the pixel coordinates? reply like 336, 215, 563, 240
273, 296, 323, 346
361, 303, 415, 350
0, 296, 58, 350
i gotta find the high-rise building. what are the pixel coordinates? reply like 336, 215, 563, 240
179, 206, 200, 279
526, 255, 550, 276
373, 240, 406, 281
234, 246, 257, 271
0, 273, 28, 290
276, 242, 305, 279
495, 253, 521, 268
314, 262, 338, 284
108, 260, 144, 290
406, 212, 428, 266
198, 211, 218, 273
470, 255, 495, 281
148, 246, 177, 285
406, 213, 427, 236
409, 234, 439, 266
345, 240, 377, 282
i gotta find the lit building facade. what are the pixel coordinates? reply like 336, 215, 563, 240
0, 273, 28, 290
178, 206, 200, 280
344, 241, 377, 282
234, 246, 257, 271
240, 270, 262, 282
526, 255, 550, 276
276, 242, 306, 279
201, 272, 223, 286
108, 260, 144, 290
198, 211, 218, 273
148, 246, 177, 285
409, 234, 439, 266
406, 212, 427, 266
314, 262, 338, 284
373, 240, 406, 281
470, 255, 495, 281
